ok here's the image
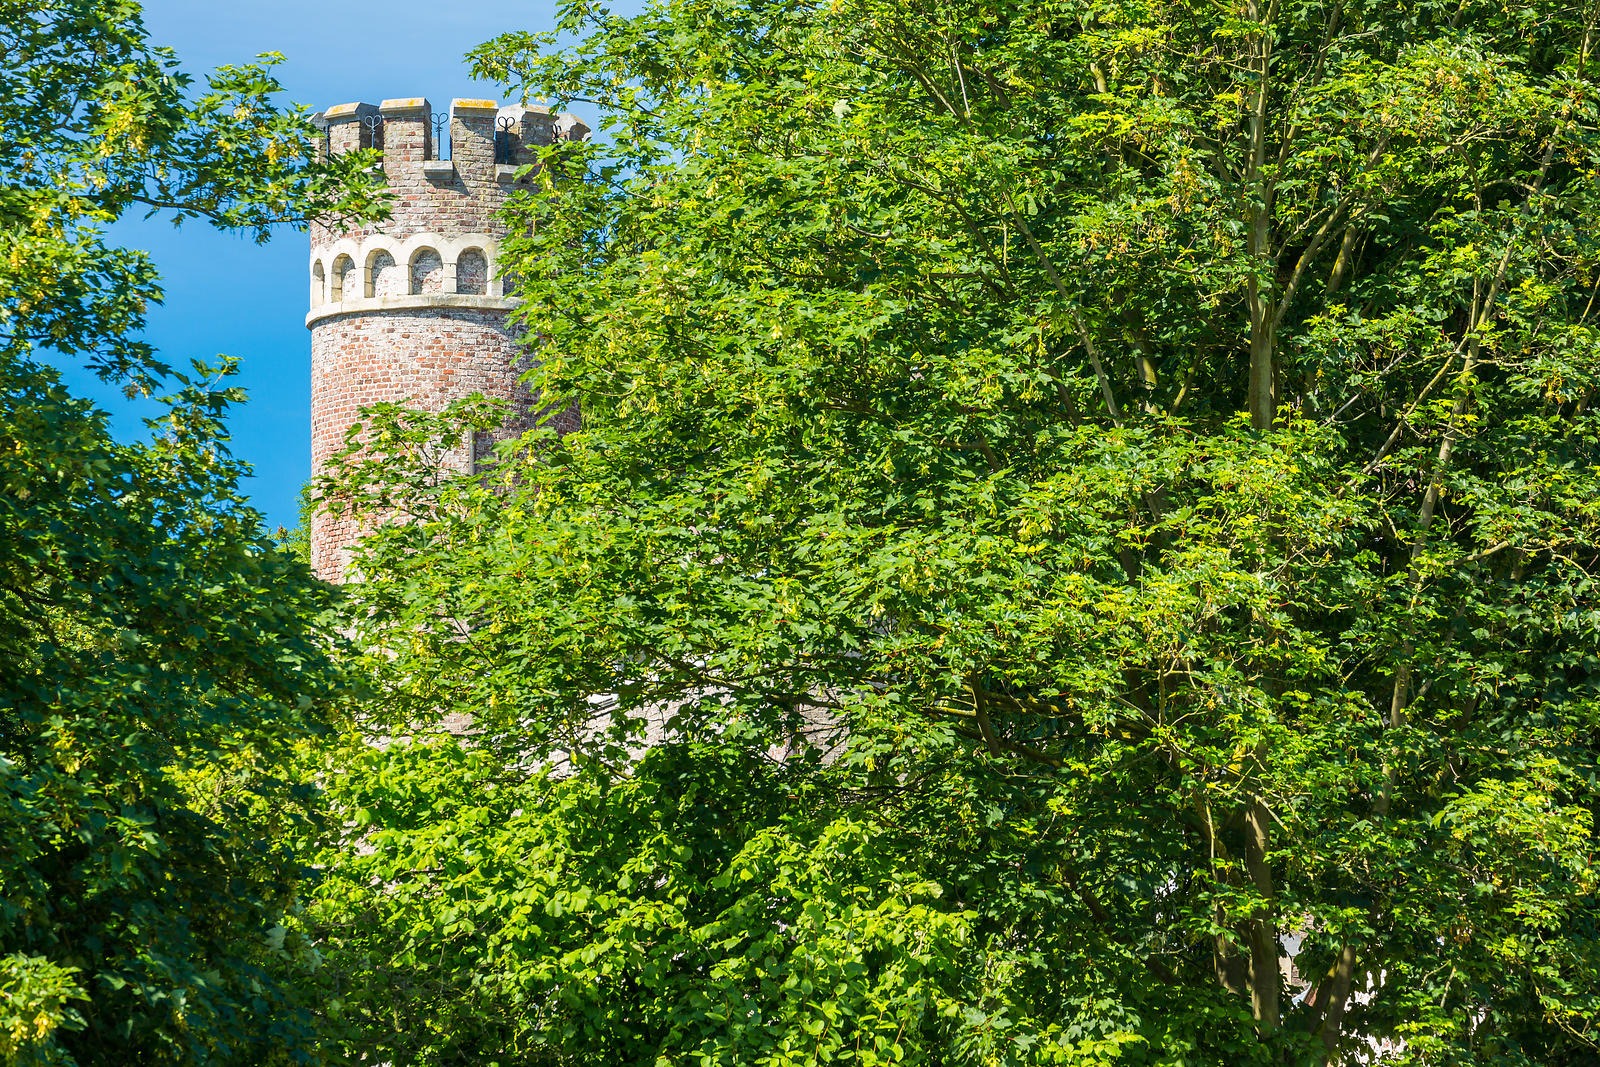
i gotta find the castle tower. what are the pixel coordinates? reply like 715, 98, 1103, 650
306, 97, 588, 581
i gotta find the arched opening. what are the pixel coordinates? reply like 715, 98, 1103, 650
410, 247, 444, 295
456, 248, 488, 295
330, 254, 355, 301
311, 260, 325, 306
367, 249, 399, 298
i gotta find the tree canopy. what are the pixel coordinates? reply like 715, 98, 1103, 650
1, 2, 383, 1062
319, 0, 1600, 1063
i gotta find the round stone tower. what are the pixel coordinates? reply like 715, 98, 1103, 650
306, 97, 587, 581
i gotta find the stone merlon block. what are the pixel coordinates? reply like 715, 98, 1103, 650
500, 105, 555, 166
380, 97, 432, 162
556, 113, 591, 141
323, 102, 379, 154
452, 99, 500, 175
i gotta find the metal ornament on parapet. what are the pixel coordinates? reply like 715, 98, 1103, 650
495, 115, 520, 164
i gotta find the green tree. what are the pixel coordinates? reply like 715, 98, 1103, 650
318, 0, 1600, 1062
1, 1, 383, 1062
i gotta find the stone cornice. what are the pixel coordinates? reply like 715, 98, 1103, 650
306, 293, 518, 328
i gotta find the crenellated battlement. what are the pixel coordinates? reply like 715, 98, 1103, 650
314, 97, 589, 179
308, 96, 590, 263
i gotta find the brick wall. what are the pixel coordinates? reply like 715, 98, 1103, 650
309, 306, 536, 579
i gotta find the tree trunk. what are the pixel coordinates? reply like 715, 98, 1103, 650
1245, 0, 1277, 431
1244, 798, 1281, 1033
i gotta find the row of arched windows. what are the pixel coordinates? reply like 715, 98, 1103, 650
311, 244, 492, 306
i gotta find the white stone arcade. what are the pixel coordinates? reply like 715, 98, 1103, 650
306, 231, 512, 326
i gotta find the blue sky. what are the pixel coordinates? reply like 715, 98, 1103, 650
63, 0, 589, 532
